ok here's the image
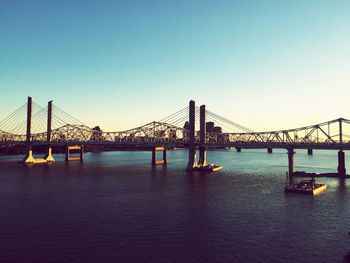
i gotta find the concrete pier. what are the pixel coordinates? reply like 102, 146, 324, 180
152, 146, 167, 166
66, 145, 84, 162
23, 149, 48, 164
236, 147, 241, 152
337, 150, 346, 176
287, 148, 295, 186
307, 149, 313, 155
267, 148, 272, 154
44, 146, 55, 162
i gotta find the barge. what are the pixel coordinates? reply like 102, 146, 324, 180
293, 171, 350, 178
193, 164, 223, 172
285, 179, 327, 195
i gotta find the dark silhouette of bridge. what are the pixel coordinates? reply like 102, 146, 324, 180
1, 97, 349, 179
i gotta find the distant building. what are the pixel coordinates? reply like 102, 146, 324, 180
213, 126, 222, 133
183, 121, 190, 130
206, 122, 214, 132
205, 122, 222, 133
91, 126, 103, 141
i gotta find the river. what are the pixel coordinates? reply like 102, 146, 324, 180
0, 149, 349, 262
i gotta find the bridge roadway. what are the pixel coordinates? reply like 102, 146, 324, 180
2, 140, 350, 151
0, 98, 349, 178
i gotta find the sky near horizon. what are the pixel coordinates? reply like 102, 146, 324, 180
1, 0, 350, 132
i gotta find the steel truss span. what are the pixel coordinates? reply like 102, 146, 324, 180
1, 98, 350, 150
0, 122, 188, 147
206, 118, 350, 150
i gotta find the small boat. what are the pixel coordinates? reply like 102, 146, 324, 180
193, 164, 223, 172
285, 178, 327, 195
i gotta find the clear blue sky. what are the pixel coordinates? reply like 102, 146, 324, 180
1, 0, 349, 131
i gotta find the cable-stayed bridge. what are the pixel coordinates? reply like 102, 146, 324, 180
1, 97, 350, 177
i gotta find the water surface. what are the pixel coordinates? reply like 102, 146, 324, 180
0, 149, 349, 262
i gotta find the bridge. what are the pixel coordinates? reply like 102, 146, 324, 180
1, 97, 350, 179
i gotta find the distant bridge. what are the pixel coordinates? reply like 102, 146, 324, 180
1, 97, 349, 177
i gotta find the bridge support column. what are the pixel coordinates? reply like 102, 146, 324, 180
267, 148, 272, 154
186, 100, 197, 171
23, 96, 34, 164
44, 146, 55, 162
337, 150, 346, 176
198, 146, 207, 166
198, 105, 207, 166
66, 145, 84, 162
152, 146, 167, 166
23, 98, 55, 164
307, 149, 313, 155
23, 148, 35, 164
287, 148, 295, 186
45, 100, 55, 163
236, 147, 241, 152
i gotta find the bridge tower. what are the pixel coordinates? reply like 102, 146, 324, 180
44, 100, 55, 162
23, 97, 55, 164
198, 105, 207, 166
186, 101, 221, 171
23, 97, 35, 163
186, 100, 197, 171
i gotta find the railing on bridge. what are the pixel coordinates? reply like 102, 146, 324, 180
204, 117, 350, 146
1, 98, 350, 147
0, 97, 349, 176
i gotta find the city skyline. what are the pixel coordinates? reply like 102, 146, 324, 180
1, 0, 350, 132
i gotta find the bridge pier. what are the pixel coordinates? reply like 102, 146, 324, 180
23, 147, 35, 164
307, 149, 313, 155
236, 147, 241, 152
338, 150, 346, 176
152, 146, 167, 166
186, 100, 197, 171
24, 146, 51, 164
198, 146, 207, 166
287, 148, 295, 186
65, 145, 84, 162
44, 146, 55, 162
267, 148, 272, 154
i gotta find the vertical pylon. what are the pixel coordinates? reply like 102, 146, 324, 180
45, 100, 55, 162
186, 100, 197, 171
47, 100, 52, 142
26, 96, 32, 145
198, 104, 207, 166
23, 96, 34, 164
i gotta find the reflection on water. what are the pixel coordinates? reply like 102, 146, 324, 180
0, 149, 350, 263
